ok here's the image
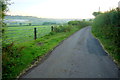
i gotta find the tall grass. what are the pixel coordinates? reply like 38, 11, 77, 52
92, 8, 120, 66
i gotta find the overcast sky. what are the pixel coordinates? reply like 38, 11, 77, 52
7, 0, 120, 19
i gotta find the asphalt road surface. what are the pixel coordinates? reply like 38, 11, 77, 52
22, 26, 118, 78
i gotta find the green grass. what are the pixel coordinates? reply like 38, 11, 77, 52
92, 29, 120, 66
3, 25, 51, 44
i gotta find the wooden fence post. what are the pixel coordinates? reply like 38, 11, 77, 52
51, 26, 54, 32
34, 28, 37, 40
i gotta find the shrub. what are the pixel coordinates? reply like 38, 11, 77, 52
68, 20, 92, 28
53, 25, 72, 32
92, 8, 120, 63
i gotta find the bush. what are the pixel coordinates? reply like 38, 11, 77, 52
52, 20, 92, 33
2, 42, 24, 78
53, 25, 72, 32
68, 20, 92, 28
92, 8, 120, 63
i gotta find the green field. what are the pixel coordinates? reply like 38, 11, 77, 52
3, 26, 51, 43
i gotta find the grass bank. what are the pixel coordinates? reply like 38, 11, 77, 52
92, 8, 120, 67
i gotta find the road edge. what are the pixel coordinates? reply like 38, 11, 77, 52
91, 31, 118, 65
91, 28, 120, 77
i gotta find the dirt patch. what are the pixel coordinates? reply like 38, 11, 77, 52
36, 42, 44, 46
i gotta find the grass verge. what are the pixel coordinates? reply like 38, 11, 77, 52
92, 30, 120, 66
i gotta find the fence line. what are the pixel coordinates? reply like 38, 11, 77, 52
3, 26, 52, 43
8, 29, 33, 31
7, 27, 46, 31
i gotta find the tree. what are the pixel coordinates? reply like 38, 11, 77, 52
0, 1, 7, 20
68, 21, 80, 25
82, 19, 85, 21
92, 12, 102, 17
0, 0, 11, 33
42, 22, 56, 25
89, 19, 93, 21
28, 23, 32, 26
19, 23, 22, 26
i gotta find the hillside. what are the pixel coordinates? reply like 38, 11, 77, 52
4, 15, 81, 26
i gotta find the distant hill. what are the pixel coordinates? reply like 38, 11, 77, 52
4, 15, 81, 26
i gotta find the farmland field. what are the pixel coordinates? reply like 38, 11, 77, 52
3, 26, 51, 43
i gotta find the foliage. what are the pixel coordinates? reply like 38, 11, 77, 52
92, 12, 102, 17
68, 20, 92, 27
53, 25, 72, 32
68, 21, 80, 25
42, 22, 56, 25
0, 0, 8, 19
53, 20, 91, 33
0, 0, 11, 36
92, 8, 120, 65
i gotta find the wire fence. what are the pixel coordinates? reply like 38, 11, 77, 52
3, 26, 51, 44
